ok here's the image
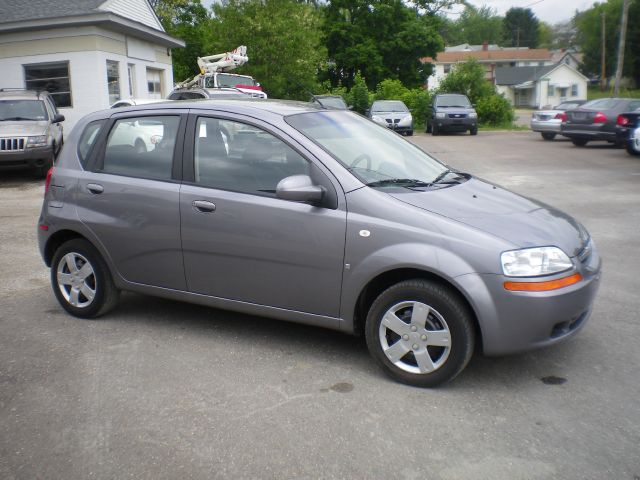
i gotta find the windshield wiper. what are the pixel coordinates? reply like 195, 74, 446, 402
428, 169, 458, 186
366, 178, 431, 188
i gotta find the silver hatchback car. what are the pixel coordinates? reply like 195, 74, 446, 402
38, 100, 601, 387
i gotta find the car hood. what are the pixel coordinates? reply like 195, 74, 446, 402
388, 177, 587, 257
0, 121, 48, 136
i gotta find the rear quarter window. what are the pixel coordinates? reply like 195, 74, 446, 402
77, 120, 105, 168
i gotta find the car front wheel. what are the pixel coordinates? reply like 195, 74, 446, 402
571, 139, 588, 147
51, 239, 120, 318
627, 129, 640, 156
365, 279, 474, 387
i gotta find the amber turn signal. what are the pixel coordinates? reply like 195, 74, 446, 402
504, 273, 583, 292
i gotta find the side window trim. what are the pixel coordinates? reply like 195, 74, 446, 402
183, 112, 341, 209
87, 111, 187, 182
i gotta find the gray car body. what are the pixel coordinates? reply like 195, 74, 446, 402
38, 100, 601, 356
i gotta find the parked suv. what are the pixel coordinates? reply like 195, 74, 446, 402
427, 93, 478, 135
38, 100, 601, 387
0, 89, 65, 176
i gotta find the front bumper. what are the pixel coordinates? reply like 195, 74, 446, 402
434, 117, 477, 131
455, 242, 602, 356
530, 119, 561, 133
0, 145, 53, 169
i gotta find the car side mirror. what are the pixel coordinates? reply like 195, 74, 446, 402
53, 113, 65, 123
276, 175, 325, 204
348, 105, 354, 110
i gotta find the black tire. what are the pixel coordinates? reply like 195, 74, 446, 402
541, 132, 556, 141
50, 239, 120, 319
470, 126, 478, 136
406, 130, 413, 137
425, 123, 432, 133
33, 156, 53, 178
365, 279, 475, 388
431, 124, 439, 136
571, 139, 588, 147
627, 141, 640, 156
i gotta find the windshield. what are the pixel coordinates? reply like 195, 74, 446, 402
316, 97, 347, 109
581, 98, 619, 109
371, 101, 408, 113
436, 95, 472, 108
286, 111, 448, 186
0, 100, 48, 121
206, 74, 256, 88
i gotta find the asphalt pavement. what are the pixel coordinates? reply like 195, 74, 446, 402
1, 131, 639, 479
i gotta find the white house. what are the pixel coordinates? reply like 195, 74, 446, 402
0, 0, 184, 130
423, 45, 553, 91
495, 63, 589, 108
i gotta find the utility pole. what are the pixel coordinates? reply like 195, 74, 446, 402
601, 12, 606, 91
613, 0, 631, 96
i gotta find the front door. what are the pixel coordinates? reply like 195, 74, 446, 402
179, 114, 347, 317
77, 112, 187, 290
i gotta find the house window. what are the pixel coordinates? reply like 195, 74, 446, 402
571, 84, 579, 96
443, 64, 451, 74
128, 64, 136, 97
146, 68, 163, 99
106, 60, 121, 105
23, 61, 72, 108
548, 85, 555, 96
538, 62, 545, 66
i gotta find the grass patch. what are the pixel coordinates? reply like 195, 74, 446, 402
480, 123, 529, 131
588, 86, 640, 99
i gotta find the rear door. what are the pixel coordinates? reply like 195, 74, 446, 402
179, 112, 347, 317
78, 109, 188, 290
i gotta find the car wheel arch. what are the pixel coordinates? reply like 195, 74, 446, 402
351, 268, 483, 352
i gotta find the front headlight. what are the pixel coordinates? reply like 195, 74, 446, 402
435, 112, 446, 119
501, 247, 573, 277
26, 135, 48, 148
399, 114, 412, 125
469, 112, 477, 118
372, 115, 385, 123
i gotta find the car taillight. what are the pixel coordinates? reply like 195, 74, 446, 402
556, 113, 567, 121
617, 115, 630, 126
594, 112, 607, 123
44, 167, 54, 194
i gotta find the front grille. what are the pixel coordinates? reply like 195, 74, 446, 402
448, 113, 467, 119
0, 137, 26, 151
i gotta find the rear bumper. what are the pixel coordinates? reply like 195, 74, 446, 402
0, 145, 53, 169
455, 243, 602, 356
530, 119, 561, 133
561, 126, 617, 142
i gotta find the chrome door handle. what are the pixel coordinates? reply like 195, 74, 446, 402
192, 200, 216, 213
87, 183, 104, 194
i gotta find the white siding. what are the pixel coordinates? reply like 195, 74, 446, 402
539, 65, 588, 107
99, 0, 164, 31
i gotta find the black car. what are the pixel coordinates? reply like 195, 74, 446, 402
561, 97, 640, 147
426, 94, 478, 136
616, 109, 640, 156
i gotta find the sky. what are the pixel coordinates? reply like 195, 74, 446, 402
455, 0, 599, 23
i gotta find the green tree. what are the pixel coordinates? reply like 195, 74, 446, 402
574, 0, 640, 86
349, 72, 371, 113
503, 7, 540, 48
323, 0, 443, 89
206, 0, 326, 99
456, 5, 504, 45
155, 0, 210, 82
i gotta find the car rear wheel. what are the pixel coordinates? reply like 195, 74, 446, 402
51, 239, 120, 318
541, 132, 556, 141
365, 279, 475, 387
571, 139, 588, 147
627, 128, 640, 156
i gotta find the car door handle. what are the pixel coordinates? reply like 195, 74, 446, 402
192, 200, 216, 213
86, 183, 104, 194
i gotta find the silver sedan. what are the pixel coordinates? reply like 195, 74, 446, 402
531, 100, 587, 140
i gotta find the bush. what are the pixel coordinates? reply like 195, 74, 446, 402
349, 72, 370, 114
476, 93, 514, 126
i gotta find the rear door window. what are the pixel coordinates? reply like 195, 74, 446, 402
77, 120, 105, 168
101, 116, 180, 180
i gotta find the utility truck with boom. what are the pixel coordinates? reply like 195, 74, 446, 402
175, 46, 267, 99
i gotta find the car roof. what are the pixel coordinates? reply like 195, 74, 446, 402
104, 98, 324, 117
0, 89, 48, 101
